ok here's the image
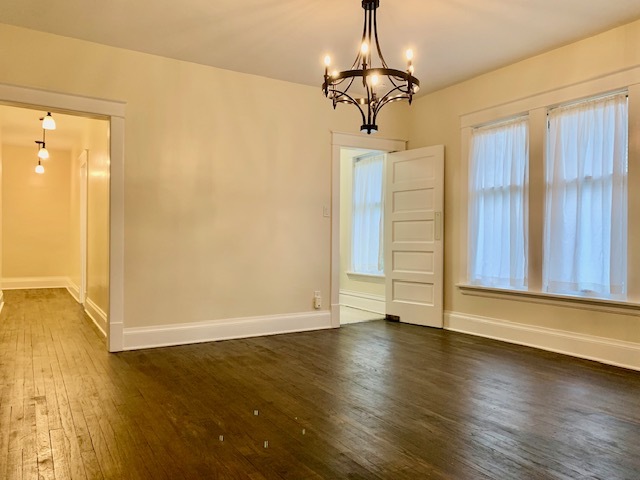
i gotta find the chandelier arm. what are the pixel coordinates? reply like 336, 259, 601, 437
365, 86, 373, 126
367, 6, 373, 69
331, 75, 353, 88
372, 4, 388, 69
351, 6, 369, 70
387, 76, 401, 89
334, 91, 368, 126
344, 76, 356, 93
324, 75, 357, 96
374, 86, 408, 115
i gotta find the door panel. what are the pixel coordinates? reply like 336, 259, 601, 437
385, 146, 444, 328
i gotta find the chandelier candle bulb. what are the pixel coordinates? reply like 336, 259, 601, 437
320, 0, 420, 134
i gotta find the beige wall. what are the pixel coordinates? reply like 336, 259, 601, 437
67, 117, 110, 314
408, 19, 640, 343
0, 123, 3, 281
0, 24, 408, 328
68, 149, 82, 291
339, 148, 385, 297
85, 120, 110, 313
2, 145, 71, 278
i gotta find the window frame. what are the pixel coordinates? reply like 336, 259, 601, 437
458, 67, 640, 310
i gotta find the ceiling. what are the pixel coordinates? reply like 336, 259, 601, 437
0, 0, 640, 93
1, 0, 640, 93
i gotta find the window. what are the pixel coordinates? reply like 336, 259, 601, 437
544, 94, 628, 297
468, 118, 529, 288
464, 88, 633, 304
351, 153, 384, 275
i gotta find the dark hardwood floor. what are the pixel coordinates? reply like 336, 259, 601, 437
1, 289, 639, 479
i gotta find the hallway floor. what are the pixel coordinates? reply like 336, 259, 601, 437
1, 289, 639, 479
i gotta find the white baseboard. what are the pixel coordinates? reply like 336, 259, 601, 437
123, 310, 333, 351
84, 297, 107, 337
445, 311, 640, 371
109, 321, 124, 353
1, 276, 68, 290
66, 279, 81, 303
339, 290, 385, 315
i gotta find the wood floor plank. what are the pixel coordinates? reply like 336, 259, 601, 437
35, 395, 56, 480
50, 428, 72, 480
1, 289, 640, 479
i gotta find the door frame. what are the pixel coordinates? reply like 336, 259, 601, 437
0, 83, 126, 352
330, 132, 407, 328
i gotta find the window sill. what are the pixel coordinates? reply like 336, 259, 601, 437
457, 283, 640, 317
347, 271, 385, 280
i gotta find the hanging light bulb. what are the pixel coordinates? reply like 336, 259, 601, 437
35, 138, 49, 159
36, 128, 50, 159
41, 112, 56, 130
35, 160, 45, 174
38, 145, 49, 159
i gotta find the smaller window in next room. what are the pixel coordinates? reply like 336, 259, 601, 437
351, 153, 384, 276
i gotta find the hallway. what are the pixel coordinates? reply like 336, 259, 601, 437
1, 289, 639, 479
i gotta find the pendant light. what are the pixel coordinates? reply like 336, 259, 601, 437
322, 0, 420, 134
41, 112, 56, 130
35, 137, 49, 159
34, 111, 56, 174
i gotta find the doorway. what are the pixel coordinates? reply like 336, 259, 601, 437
330, 133, 445, 329
338, 147, 387, 325
0, 105, 110, 338
0, 82, 125, 351
330, 133, 406, 327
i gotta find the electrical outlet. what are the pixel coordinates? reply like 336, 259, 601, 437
323, 206, 330, 217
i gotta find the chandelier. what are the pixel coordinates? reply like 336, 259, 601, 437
322, 0, 420, 134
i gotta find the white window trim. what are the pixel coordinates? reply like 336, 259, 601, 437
459, 64, 640, 308
346, 271, 385, 280
457, 284, 640, 317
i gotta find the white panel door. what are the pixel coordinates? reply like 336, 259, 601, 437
385, 146, 444, 328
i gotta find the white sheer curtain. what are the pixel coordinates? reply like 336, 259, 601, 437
351, 153, 384, 275
468, 118, 528, 288
544, 93, 628, 297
